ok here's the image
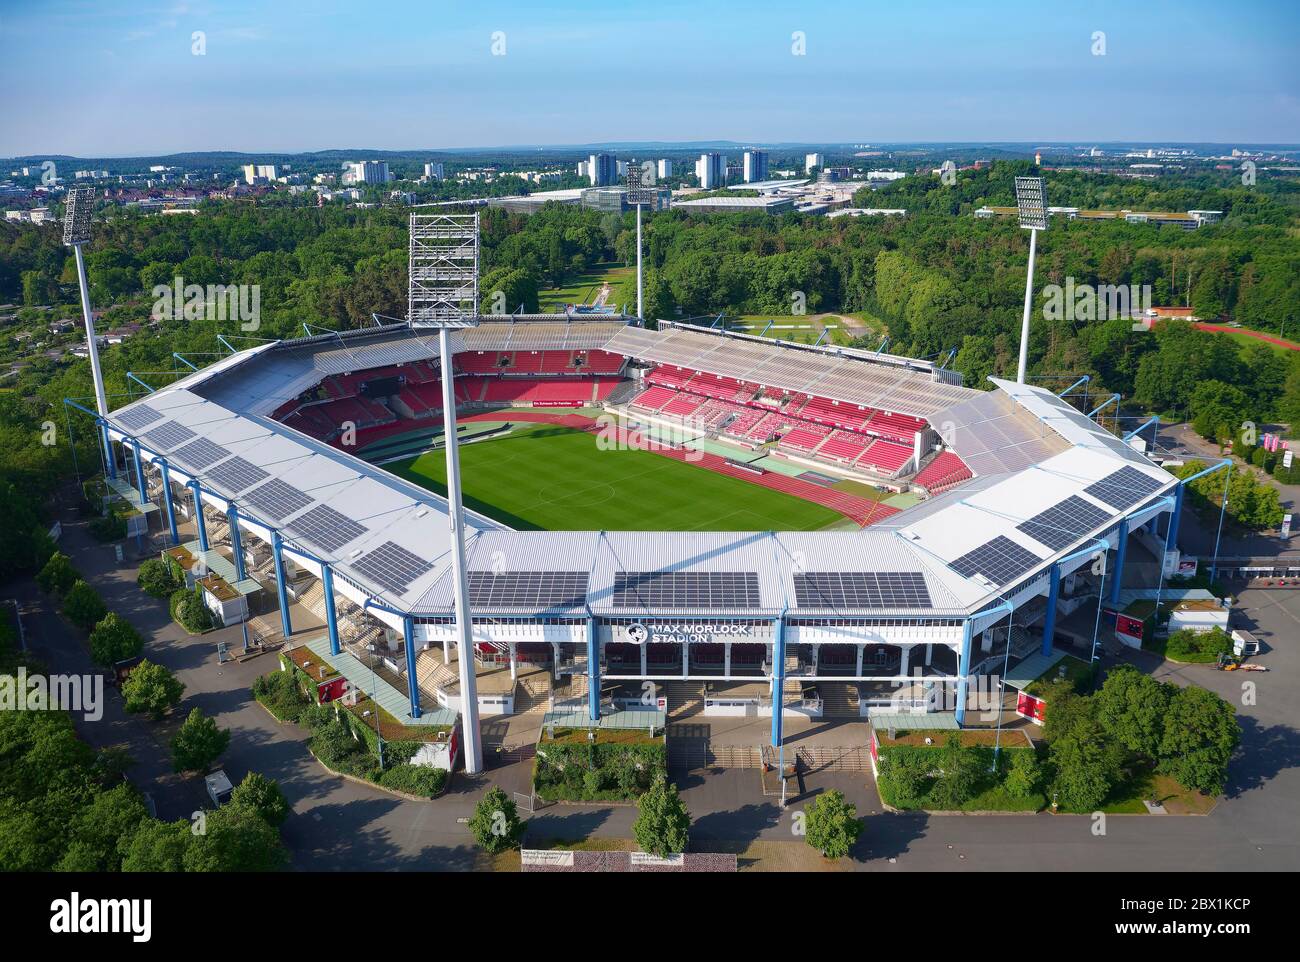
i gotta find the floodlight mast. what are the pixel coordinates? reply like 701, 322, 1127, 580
63, 187, 113, 470
625, 164, 657, 323
408, 211, 483, 775
1014, 176, 1048, 384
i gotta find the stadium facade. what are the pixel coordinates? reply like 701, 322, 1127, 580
93, 316, 1190, 759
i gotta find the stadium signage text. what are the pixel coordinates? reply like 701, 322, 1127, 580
625, 622, 752, 644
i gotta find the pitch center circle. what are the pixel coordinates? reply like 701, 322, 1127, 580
537, 481, 617, 507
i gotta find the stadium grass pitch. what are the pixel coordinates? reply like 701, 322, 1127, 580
389, 423, 845, 531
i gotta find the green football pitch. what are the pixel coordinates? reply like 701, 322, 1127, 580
388, 423, 845, 531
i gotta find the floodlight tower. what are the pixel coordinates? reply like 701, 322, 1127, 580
1013, 176, 1048, 384
408, 211, 483, 775
64, 186, 113, 469
625, 163, 657, 322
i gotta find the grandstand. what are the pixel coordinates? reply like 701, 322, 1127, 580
98, 312, 1191, 764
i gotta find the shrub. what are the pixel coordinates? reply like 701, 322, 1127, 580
379, 764, 448, 798
929, 735, 981, 809
89, 512, 127, 542
137, 558, 181, 599
804, 788, 862, 860
251, 670, 311, 723
469, 786, 524, 854
170, 586, 214, 633
122, 659, 185, 720
62, 580, 106, 632
170, 708, 230, 773
1164, 627, 1232, 663
36, 552, 79, 595
876, 749, 935, 808
1003, 750, 1043, 799
88, 612, 143, 667
229, 772, 291, 826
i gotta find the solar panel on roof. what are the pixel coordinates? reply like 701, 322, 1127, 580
288, 504, 368, 554
948, 535, 1042, 586
142, 421, 197, 450
115, 405, 162, 431
172, 437, 230, 471
205, 456, 269, 494
243, 478, 313, 521
1016, 495, 1113, 552
612, 571, 761, 609
352, 541, 433, 595
1083, 465, 1165, 511
793, 571, 932, 609
468, 571, 589, 609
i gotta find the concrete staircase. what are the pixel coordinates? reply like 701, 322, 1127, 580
550, 671, 587, 708
818, 682, 861, 719
665, 681, 704, 719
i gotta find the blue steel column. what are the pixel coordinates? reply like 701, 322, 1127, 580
102, 424, 116, 479
955, 619, 974, 727
1109, 518, 1129, 605
587, 615, 600, 721
321, 564, 341, 657
227, 506, 247, 580
770, 615, 786, 747
403, 615, 422, 719
1040, 565, 1060, 656
271, 530, 292, 639
190, 480, 208, 551
158, 459, 179, 545
130, 439, 147, 505
1167, 485, 1185, 552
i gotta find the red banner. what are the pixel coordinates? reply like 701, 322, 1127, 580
1116, 613, 1145, 645
1016, 691, 1046, 724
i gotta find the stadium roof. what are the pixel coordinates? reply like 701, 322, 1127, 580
102, 323, 1178, 621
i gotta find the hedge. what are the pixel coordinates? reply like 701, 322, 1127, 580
533, 738, 667, 802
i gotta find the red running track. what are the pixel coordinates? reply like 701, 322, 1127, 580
1192, 323, 1300, 351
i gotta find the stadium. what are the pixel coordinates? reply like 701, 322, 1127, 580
89, 299, 1194, 773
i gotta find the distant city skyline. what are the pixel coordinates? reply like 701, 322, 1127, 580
1, 0, 1297, 157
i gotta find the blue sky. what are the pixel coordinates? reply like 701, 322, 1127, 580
1, 0, 1297, 156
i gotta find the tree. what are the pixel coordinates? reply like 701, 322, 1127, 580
170, 708, 230, 773
61, 783, 149, 872
1157, 686, 1240, 795
137, 558, 181, 598
37, 551, 78, 595
182, 803, 288, 872
1095, 666, 1173, 758
930, 735, 981, 809
1045, 685, 1125, 811
122, 659, 185, 721
804, 789, 862, 860
468, 786, 524, 854
632, 773, 690, 857
119, 817, 191, 872
230, 772, 290, 826
1003, 750, 1043, 799
1189, 380, 1251, 443
61, 580, 106, 632
88, 612, 143, 667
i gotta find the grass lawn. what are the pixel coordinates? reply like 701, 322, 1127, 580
1059, 765, 1216, 815
390, 423, 844, 531
537, 262, 634, 312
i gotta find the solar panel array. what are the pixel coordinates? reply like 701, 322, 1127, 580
352, 541, 434, 595
949, 535, 1042, 586
205, 456, 270, 494
287, 503, 368, 553
172, 437, 230, 471
1016, 495, 1113, 552
793, 571, 932, 609
612, 571, 761, 609
115, 404, 162, 431
467, 571, 590, 609
142, 421, 197, 450
244, 478, 313, 521
1084, 465, 1165, 511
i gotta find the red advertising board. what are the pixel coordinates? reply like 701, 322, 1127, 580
317, 677, 349, 703
1016, 691, 1047, 724
1115, 613, 1145, 647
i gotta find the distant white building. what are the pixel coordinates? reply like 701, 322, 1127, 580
696, 152, 726, 189
576, 161, 589, 178
865, 170, 906, 182
242, 164, 278, 184
423, 162, 445, 180
805, 152, 825, 173
743, 149, 769, 184
587, 153, 616, 187
74, 170, 110, 180
657, 159, 673, 180
343, 161, 392, 185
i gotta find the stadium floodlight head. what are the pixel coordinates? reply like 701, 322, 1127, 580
407, 212, 479, 328
1014, 176, 1048, 231
624, 163, 657, 208
1013, 176, 1047, 384
63, 185, 95, 246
